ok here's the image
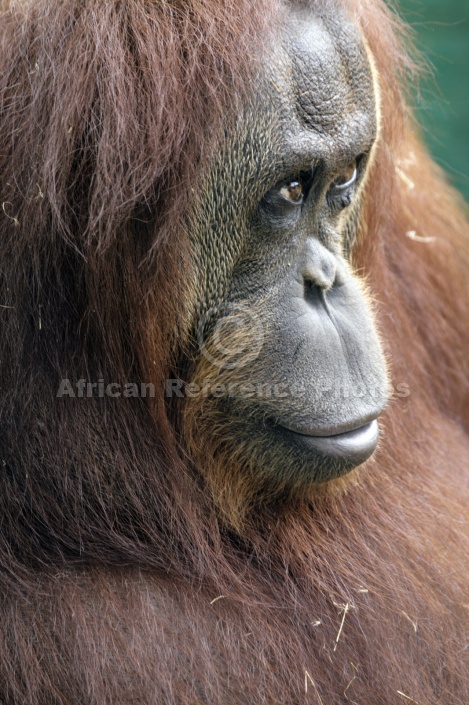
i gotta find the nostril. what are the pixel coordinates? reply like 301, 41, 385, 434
302, 259, 336, 292
304, 277, 321, 305
301, 239, 339, 295
303, 278, 330, 307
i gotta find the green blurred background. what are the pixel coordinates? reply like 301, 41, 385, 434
398, 0, 469, 201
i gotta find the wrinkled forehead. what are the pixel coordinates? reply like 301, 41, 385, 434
263, 7, 377, 151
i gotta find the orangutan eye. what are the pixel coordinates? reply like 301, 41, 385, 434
330, 161, 358, 192
260, 176, 308, 225
327, 159, 360, 212
279, 180, 304, 204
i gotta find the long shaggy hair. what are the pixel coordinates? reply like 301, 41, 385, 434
0, 1, 468, 704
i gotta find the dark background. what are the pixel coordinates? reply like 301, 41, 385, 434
398, 0, 469, 200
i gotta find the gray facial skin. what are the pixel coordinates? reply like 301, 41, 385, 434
187, 7, 389, 485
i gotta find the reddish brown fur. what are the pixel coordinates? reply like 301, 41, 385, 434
0, 1, 468, 704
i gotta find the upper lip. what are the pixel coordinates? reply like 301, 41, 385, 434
276, 417, 378, 438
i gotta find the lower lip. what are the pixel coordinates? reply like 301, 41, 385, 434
278, 419, 380, 467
